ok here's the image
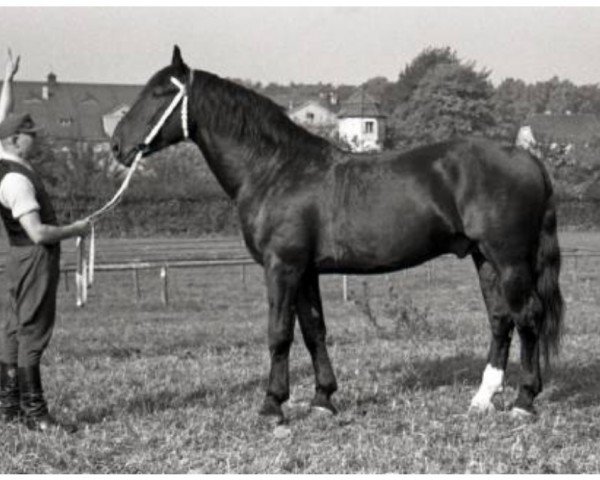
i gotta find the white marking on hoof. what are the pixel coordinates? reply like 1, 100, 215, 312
510, 407, 535, 419
469, 364, 504, 413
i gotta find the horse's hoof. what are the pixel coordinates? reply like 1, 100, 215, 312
510, 406, 536, 420
468, 405, 495, 416
468, 398, 497, 415
311, 405, 335, 417
491, 393, 506, 412
310, 397, 338, 416
258, 396, 285, 424
273, 425, 292, 438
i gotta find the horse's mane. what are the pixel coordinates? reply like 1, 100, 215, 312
192, 70, 332, 159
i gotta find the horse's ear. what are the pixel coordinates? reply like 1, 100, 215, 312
171, 45, 186, 69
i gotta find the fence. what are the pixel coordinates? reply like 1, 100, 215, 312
0, 237, 596, 306
55, 247, 600, 306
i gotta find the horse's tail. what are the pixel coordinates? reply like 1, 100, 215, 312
534, 163, 564, 368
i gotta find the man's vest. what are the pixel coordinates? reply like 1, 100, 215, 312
0, 160, 57, 246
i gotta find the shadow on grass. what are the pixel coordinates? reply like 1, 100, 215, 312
74, 355, 492, 425
545, 359, 600, 408
75, 363, 314, 425
75, 353, 600, 425
76, 383, 257, 425
75, 353, 490, 425
343, 353, 600, 411
361, 352, 600, 400
397, 354, 487, 390
62, 336, 265, 361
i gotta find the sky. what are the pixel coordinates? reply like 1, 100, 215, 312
1, 5, 600, 87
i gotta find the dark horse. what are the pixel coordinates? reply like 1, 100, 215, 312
112, 47, 564, 422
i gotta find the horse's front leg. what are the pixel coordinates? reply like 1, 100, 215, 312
296, 268, 338, 414
258, 254, 302, 423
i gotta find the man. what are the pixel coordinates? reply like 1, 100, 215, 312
0, 50, 90, 433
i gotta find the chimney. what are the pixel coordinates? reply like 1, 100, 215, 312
43, 72, 57, 100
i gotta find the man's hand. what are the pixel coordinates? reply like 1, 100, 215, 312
4, 48, 20, 81
71, 219, 92, 238
0, 48, 20, 122
19, 213, 92, 245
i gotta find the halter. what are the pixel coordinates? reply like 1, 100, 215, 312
75, 71, 194, 307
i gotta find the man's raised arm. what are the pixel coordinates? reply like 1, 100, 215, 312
0, 49, 20, 124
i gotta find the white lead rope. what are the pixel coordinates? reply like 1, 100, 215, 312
75, 75, 190, 307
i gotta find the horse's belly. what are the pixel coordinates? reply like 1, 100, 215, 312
316, 213, 453, 274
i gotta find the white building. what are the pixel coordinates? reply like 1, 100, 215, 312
337, 89, 386, 152
289, 100, 338, 129
287, 99, 339, 139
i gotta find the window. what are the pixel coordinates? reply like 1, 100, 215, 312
306, 112, 315, 123
364, 121, 374, 134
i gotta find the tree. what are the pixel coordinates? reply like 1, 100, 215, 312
573, 84, 600, 114
490, 77, 531, 142
390, 47, 459, 110
544, 77, 578, 114
361, 76, 391, 100
390, 61, 496, 149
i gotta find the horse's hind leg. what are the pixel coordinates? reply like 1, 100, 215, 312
470, 250, 514, 413
501, 261, 543, 416
296, 269, 338, 414
258, 254, 303, 423
474, 247, 543, 417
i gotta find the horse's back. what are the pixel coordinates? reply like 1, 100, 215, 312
313, 137, 549, 272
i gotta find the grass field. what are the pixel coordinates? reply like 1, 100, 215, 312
0, 232, 599, 473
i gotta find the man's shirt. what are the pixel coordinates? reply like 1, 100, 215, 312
0, 157, 40, 219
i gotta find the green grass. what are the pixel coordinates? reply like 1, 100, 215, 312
0, 239, 599, 473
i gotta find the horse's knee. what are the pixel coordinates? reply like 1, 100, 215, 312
269, 328, 294, 356
489, 316, 513, 338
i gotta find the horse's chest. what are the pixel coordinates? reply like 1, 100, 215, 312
237, 201, 267, 261
239, 193, 315, 264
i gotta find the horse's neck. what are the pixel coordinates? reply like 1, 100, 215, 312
187, 77, 333, 201
190, 129, 248, 199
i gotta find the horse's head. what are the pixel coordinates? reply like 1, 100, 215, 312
111, 45, 192, 167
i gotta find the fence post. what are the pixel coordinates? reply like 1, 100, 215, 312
342, 275, 348, 302
241, 264, 247, 290
160, 266, 169, 306
133, 268, 141, 302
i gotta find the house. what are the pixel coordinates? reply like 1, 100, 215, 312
1, 73, 141, 156
3, 73, 390, 160
337, 88, 386, 152
516, 113, 600, 151
287, 98, 339, 137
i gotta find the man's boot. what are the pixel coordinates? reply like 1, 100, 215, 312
0, 362, 21, 422
18, 365, 77, 433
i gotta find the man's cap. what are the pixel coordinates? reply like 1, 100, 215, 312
0, 113, 42, 140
